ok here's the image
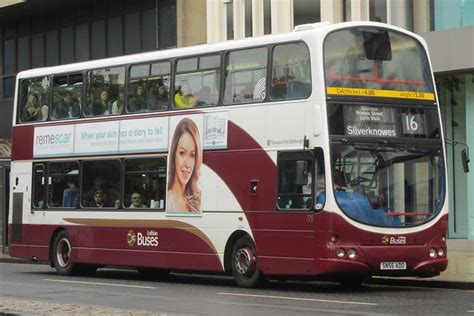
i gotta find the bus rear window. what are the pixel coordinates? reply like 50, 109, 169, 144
324, 27, 434, 97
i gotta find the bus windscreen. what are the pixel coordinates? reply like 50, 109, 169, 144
324, 27, 435, 101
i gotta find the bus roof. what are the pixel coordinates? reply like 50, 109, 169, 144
16, 21, 424, 80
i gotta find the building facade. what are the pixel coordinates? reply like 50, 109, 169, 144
207, 0, 473, 240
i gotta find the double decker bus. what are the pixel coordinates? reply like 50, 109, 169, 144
9, 21, 448, 288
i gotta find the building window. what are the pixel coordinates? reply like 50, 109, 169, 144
226, 1, 234, 40
294, 0, 321, 26
245, 0, 253, 37
434, 0, 474, 30
264, 0, 271, 34
343, 0, 351, 21
437, 75, 471, 238
369, 0, 387, 23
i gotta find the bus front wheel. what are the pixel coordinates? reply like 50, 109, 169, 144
231, 235, 264, 288
52, 231, 78, 276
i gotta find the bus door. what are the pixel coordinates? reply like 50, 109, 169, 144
25, 164, 46, 246
270, 149, 324, 274
10, 167, 33, 247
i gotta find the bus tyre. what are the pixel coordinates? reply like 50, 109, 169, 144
52, 231, 78, 276
231, 235, 263, 288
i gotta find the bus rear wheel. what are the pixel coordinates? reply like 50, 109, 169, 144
231, 235, 263, 288
52, 231, 79, 276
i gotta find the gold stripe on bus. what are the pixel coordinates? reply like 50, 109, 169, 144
63, 218, 220, 267
327, 87, 435, 101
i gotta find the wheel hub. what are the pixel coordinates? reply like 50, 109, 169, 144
234, 246, 256, 276
56, 238, 71, 268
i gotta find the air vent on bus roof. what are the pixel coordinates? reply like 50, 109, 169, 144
294, 21, 330, 32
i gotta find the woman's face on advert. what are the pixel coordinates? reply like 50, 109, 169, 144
175, 131, 196, 187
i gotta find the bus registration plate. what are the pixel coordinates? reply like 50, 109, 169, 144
380, 262, 407, 270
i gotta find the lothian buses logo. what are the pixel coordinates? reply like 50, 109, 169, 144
382, 236, 407, 245
127, 229, 159, 247
127, 230, 137, 247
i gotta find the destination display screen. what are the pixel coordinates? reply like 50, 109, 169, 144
328, 104, 439, 139
344, 106, 398, 137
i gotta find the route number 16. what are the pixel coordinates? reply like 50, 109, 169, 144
404, 115, 419, 132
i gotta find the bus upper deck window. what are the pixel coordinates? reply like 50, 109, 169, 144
85, 67, 125, 117
174, 55, 220, 109
19, 77, 51, 123
128, 61, 171, 113
51, 74, 83, 120
223, 47, 267, 105
270, 43, 311, 101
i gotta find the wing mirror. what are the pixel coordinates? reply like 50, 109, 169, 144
462, 148, 470, 173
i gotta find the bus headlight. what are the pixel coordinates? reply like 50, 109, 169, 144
336, 248, 345, 258
429, 248, 437, 258
347, 249, 357, 259
437, 248, 445, 257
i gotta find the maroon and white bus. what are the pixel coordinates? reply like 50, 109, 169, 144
9, 21, 448, 288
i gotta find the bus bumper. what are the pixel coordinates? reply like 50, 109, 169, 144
316, 256, 448, 278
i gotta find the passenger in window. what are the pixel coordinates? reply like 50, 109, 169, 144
62, 178, 79, 208
287, 60, 311, 98
92, 90, 111, 116
22, 94, 48, 121
315, 172, 326, 208
83, 177, 105, 207
196, 85, 214, 106
48, 186, 62, 208
147, 81, 168, 110
129, 84, 148, 112
129, 192, 147, 208
174, 82, 197, 109
167, 118, 202, 213
112, 90, 124, 115
92, 189, 111, 208
53, 90, 81, 119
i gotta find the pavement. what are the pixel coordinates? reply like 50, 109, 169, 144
1, 239, 473, 290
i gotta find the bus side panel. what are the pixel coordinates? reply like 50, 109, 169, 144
68, 225, 223, 271
205, 121, 317, 275
11, 125, 34, 161
247, 212, 315, 275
